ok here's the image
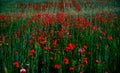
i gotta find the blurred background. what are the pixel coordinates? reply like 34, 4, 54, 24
0, 0, 120, 16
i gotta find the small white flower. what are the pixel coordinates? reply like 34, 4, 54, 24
26, 64, 30, 66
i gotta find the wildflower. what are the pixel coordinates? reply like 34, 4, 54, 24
40, 41, 46, 45
58, 30, 64, 38
42, 61, 45, 65
79, 72, 83, 73
102, 31, 106, 36
44, 47, 51, 51
30, 49, 35, 53
50, 57, 54, 61
83, 58, 88, 64
68, 43, 75, 50
17, 28, 21, 36
103, 61, 106, 64
105, 72, 108, 73
96, 60, 100, 64
92, 26, 97, 30
0, 40, 3, 44
88, 51, 91, 55
80, 48, 86, 55
20, 68, 26, 73
83, 45, 88, 49
108, 36, 112, 40
28, 39, 33, 44
64, 47, 70, 52
28, 49, 35, 56
54, 64, 61, 69
63, 58, 69, 65
38, 35, 45, 40
96, 44, 100, 47
69, 35, 72, 40
80, 63, 84, 68
52, 40, 57, 47
15, 51, 19, 55
56, 13, 66, 24
69, 67, 74, 71
13, 62, 19, 68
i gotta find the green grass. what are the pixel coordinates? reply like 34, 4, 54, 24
0, 0, 120, 73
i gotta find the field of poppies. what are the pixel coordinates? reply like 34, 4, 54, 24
0, 0, 120, 73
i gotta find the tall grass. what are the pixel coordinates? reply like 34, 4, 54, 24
0, 0, 120, 73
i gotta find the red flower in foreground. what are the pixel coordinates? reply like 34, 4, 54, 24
54, 64, 61, 69
20, 68, 26, 73
69, 67, 74, 71
63, 58, 69, 65
13, 62, 19, 68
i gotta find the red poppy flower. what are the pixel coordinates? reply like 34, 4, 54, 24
108, 36, 112, 40
68, 43, 75, 50
0, 40, 3, 44
30, 49, 35, 53
50, 57, 54, 61
79, 72, 83, 73
69, 67, 74, 71
52, 40, 57, 47
80, 63, 84, 68
28, 49, 35, 56
83, 45, 88, 49
102, 31, 106, 36
40, 41, 46, 45
88, 51, 91, 55
15, 51, 19, 55
38, 35, 45, 41
64, 47, 70, 52
96, 60, 100, 64
54, 64, 61, 69
42, 61, 45, 64
83, 58, 88, 64
105, 72, 108, 73
80, 48, 86, 55
28, 39, 33, 44
63, 58, 69, 65
13, 62, 19, 68
92, 26, 97, 30
103, 61, 106, 64
44, 47, 51, 51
